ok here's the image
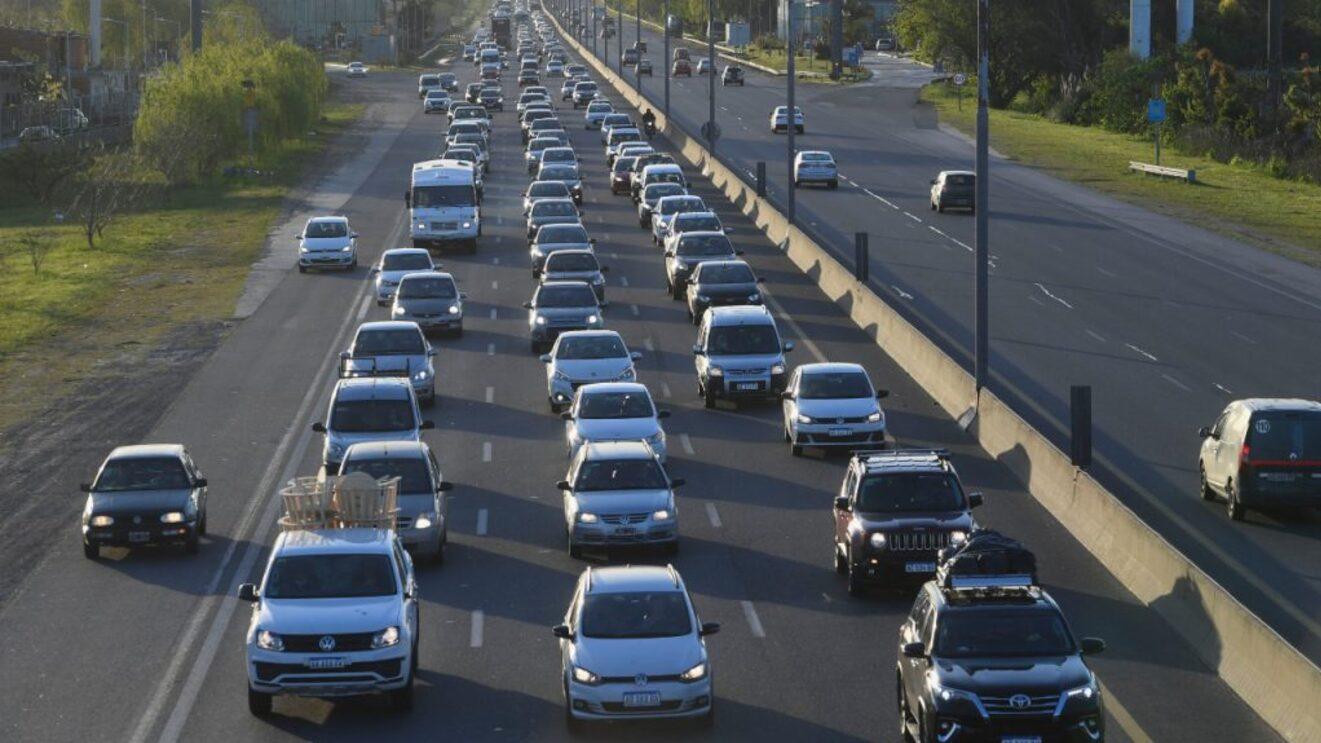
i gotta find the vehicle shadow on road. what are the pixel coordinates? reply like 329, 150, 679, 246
89, 532, 248, 597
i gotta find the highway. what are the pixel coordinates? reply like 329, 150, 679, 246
0, 38, 1280, 740
560, 6, 1321, 665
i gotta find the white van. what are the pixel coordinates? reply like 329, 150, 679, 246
407, 159, 481, 253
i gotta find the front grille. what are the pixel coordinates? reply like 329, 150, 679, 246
430, 221, 458, 230
280, 632, 377, 653
884, 531, 953, 552
982, 693, 1061, 717
548, 318, 587, 327
726, 368, 767, 376
802, 432, 879, 444
396, 516, 414, 529
600, 700, 683, 713
600, 512, 649, 525
599, 674, 682, 684
253, 658, 403, 683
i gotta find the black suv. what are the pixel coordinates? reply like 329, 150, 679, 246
896, 535, 1107, 742
833, 450, 981, 596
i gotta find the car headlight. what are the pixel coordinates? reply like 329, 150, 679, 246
298, 245, 309, 253
414, 513, 435, 530
949, 530, 967, 546
696, 294, 710, 302
448, 304, 461, 315
708, 366, 723, 377
256, 629, 284, 651
585, 314, 600, 324
747, 293, 761, 302
327, 441, 345, 456
414, 222, 426, 230
652, 508, 673, 521
90, 514, 114, 527
928, 677, 981, 706
577, 512, 598, 523
1066, 680, 1099, 703
340, 244, 353, 252
618, 367, 635, 381
571, 665, 601, 685
371, 626, 401, 649
462, 221, 472, 229
868, 410, 884, 423
646, 431, 665, 446
535, 315, 548, 325
392, 305, 406, 316
160, 511, 187, 524
869, 532, 887, 550
674, 259, 688, 270
771, 364, 786, 375
414, 368, 431, 381
680, 661, 707, 682
591, 274, 605, 284
796, 413, 814, 424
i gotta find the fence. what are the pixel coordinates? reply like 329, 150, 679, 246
0, 90, 140, 145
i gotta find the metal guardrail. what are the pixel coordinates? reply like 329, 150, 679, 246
1129, 160, 1196, 182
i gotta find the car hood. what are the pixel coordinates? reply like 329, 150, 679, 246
574, 417, 660, 441
934, 655, 1092, 697
575, 635, 702, 678
258, 596, 402, 635
797, 397, 878, 419
694, 281, 758, 298
531, 215, 580, 228
397, 297, 459, 314
89, 489, 192, 515
302, 236, 351, 251
854, 510, 973, 531
329, 429, 421, 448
397, 492, 436, 517
554, 358, 631, 380
574, 488, 671, 514
706, 352, 783, 370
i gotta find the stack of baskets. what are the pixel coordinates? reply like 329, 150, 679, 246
279, 471, 400, 531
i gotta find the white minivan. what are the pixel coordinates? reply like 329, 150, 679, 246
407, 159, 481, 253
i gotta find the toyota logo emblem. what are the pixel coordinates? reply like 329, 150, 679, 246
132, 515, 142, 525
319, 635, 336, 652
836, 418, 845, 424
634, 674, 648, 686
1009, 694, 1031, 709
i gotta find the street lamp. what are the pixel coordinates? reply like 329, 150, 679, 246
663, 0, 669, 117
786, 2, 795, 219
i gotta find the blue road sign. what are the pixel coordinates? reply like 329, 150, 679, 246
843, 46, 860, 67
1147, 98, 1166, 124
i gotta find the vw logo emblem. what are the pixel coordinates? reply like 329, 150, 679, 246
318, 635, 336, 652
1009, 693, 1031, 709
634, 674, 648, 686
132, 515, 142, 525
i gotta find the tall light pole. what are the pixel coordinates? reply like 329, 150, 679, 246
663, 0, 670, 117
706, 0, 715, 145
189, 0, 201, 51
974, 0, 990, 391
786, 1, 795, 219
634, 0, 641, 87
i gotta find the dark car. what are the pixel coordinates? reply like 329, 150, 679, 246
479, 88, 505, 110
1198, 398, 1321, 520
438, 72, 459, 91
637, 58, 653, 75
621, 48, 640, 66
721, 65, 744, 86
80, 444, 209, 558
610, 155, 640, 195
685, 259, 763, 322
672, 58, 692, 76
665, 232, 741, 300
466, 82, 484, 103
518, 70, 539, 87
833, 449, 981, 595
931, 170, 976, 213
897, 534, 1106, 743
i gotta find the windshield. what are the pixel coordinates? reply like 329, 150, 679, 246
707, 324, 780, 355
645, 184, 684, 201
528, 139, 556, 152
677, 234, 733, 256
800, 371, 872, 399
648, 172, 684, 186
413, 184, 476, 208
1247, 412, 1321, 460
305, 221, 347, 238
529, 182, 571, 199
398, 276, 456, 300
674, 216, 723, 235
543, 149, 575, 163
537, 284, 598, 307
330, 399, 416, 432
558, 335, 626, 359
660, 198, 703, 215
856, 473, 963, 512
604, 115, 631, 127
545, 253, 599, 272
93, 457, 190, 492
579, 391, 653, 419
382, 253, 431, 272
574, 458, 667, 490
426, 90, 447, 99
944, 174, 975, 189
935, 610, 1075, 658
802, 153, 831, 162
341, 457, 432, 495
696, 263, 754, 284
537, 225, 589, 244
443, 150, 476, 164
613, 157, 638, 174
533, 200, 578, 217
353, 328, 425, 355
588, 102, 612, 112
581, 591, 691, 638
540, 165, 578, 181
264, 554, 396, 599
610, 131, 640, 144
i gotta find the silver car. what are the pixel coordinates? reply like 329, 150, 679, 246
372, 248, 435, 305
531, 223, 594, 276
541, 330, 639, 410
526, 135, 562, 173
297, 216, 358, 272
339, 441, 454, 562
564, 382, 668, 462
525, 281, 605, 353
339, 321, 438, 405
781, 362, 889, 456
541, 249, 607, 300
584, 100, 614, 129
650, 195, 707, 245
526, 198, 582, 240
559, 441, 681, 557
524, 179, 574, 214
312, 378, 434, 472
637, 182, 686, 228
392, 271, 465, 337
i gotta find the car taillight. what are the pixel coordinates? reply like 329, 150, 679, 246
1240, 444, 1251, 465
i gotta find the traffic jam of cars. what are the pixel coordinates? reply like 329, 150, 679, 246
71, 2, 1321, 740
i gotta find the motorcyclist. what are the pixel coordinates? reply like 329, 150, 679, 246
641, 108, 657, 138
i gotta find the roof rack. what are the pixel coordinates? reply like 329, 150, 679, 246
935, 529, 1039, 597
853, 448, 951, 464
279, 472, 399, 531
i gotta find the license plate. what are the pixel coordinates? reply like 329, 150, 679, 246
1261, 472, 1296, 482
829, 428, 851, 437
307, 657, 350, 670
905, 562, 936, 573
623, 691, 662, 708
1002, 737, 1042, 743
737, 382, 759, 391
614, 527, 637, 535
128, 531, 151, 543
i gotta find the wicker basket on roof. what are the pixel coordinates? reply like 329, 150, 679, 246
279, 471, 400, 530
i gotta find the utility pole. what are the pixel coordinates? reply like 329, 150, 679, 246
1267, 0, 1284, 115
189, 0, 201, 51
141, 0, 148, 68
635, 0, 641, 87
663, 0, 670, 117
706, 0, 716, 146
974, 0, 990, 391
786, 1, 795, 220
829, 0, 842, 80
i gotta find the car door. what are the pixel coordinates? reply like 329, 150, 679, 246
783, 368, 801, 430
393, 540, 419, 641
1203, 406, 1232, 488
835, 466, 857, 549
428, 448, 447, 531
900, 592, 933, 712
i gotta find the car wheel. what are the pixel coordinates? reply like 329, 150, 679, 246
564, 682, 585, 733
671, 283, 684, 301
897, 672, 915, 741
568, 535, 582, 559
83, 540, 99, 560
796, 126, 804, 134
791, 443, 803, 457
846, 550, 865, 597
829, 180, 838, 189
792, 178, 800, 188
198, 511, 208, 536
423, 390, 436, 408
247, 686, 273, 717
549, 397, 562, 413
1199, 464, 1216, 501
348, 259, 357, 272
702, 384, 717, 409
430, 533, 445, 565
390, 650, 416, 711
297, 264, 307, 274
929, 200, 936, 211
184, 531, 200, 555
835, 544, 848, 575
1226, 479, 1245, 521
452, 325, 464, 339
531, 340, 542, 354
937, 203, 945, 213
697, 697, 715, 728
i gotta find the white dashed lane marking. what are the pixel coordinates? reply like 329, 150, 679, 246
477, 508, 489, 536
680, 433, 695, 455
1126, 343, 1159, 362
741, 601, 766, 638
470, 610, 484, 648
705, 502, 722, 528
485, 386, 494, 404
482, 442, 493, 462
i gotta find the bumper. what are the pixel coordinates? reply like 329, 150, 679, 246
398, 313, 463, 332
570, 520, 677, 547
1240, 485, 1321, 508
247, 646, 412, 698
566, 677, 711, 721
531, 323, 595, 342
397, 521, 443, 554
83, 522, 197, 547
792, 424, 887, 448
930, 715, 1104, 743
707, 374, 787, 400
797, 170, 836, 182
299, 251, 354, 267
375, 284, 398, 303
411, 228, 479, 247
851, 548, 942, 584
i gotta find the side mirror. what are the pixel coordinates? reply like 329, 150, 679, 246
664, 249, 675, 257
556, 480, 572, 491
437, 481, 455, 492
311, 422, 326, 433
783, 341, 796, 352
724, 227, 734, 234
369, 266, 380, 275
589, 237, 596, 244
561, 412, 574, 420
781, 391, 795, 401
79, 482, 93, 492
699, 621, 721, 636
600, 265, 610, 273
756, 276, 766, 283
552, 623, 574, 640
523, 301, 534, 309
1198, 426, 1214, 439
735, 249, 745, 256
194, 478, 208, 489
427, 348, 438, 358
630, 351, 643, 360
351, 232, 359, 238
968, 492, 984, 508
656, 410, 671, 419
670, 478, 686, 488
420, 420, 436, 430
540, 354, 552, 363
339, 350, 351, 361
834, 495, 850, 511
876, 389, 890, 399
238, 583, 259, 603
1080, 637, 1107, 655
902, 642, 926, 659
599, 300, 610, 308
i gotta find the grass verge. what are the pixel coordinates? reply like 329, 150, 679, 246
921, 81, 1321, 263
0, 97, 364, 431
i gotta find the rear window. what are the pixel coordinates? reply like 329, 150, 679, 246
677, 234, 733, 256
696, 263, 754, 284
382, 253, 431, 271
545, 252, 599, 272
538, 225, 589, 243
1247, 412, 1321, 461
944, 174, 975, 188
341, 457, 432, 495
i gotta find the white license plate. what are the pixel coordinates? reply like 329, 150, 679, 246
128, 531, 151, 543
614, 527, 637, 535
307, 657, 350, 670
828, 428, 851, 437
623, 691, 662, 708
1261, 472, 1296, 482
1002, 737, 1042, 743
905, 562, 936, 573
736, 382, 759, 391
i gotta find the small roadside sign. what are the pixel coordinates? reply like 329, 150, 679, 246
843, 46, 860, 67
1147, 98, 1166, 123
953, 72, 967, 86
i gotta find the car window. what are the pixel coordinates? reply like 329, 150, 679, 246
382, 253, 432, 271
540, 165, 578, 180
533, 200, 578, 217
707, 324, 780, 355
545, 253, 599, 272
305, 221, 348, 238
529, 181, 571, 198
579, 391, 653, 419
264, 554, 397, 599
342, 457, 433, 495
856, 473, 964, 512
799, 372, 872, 399
574, 458, 668, 490
558, 335, 626, 359
398, 276, 456, 300
660, 197, 704, 215
330, 399, 416, 432
676, 234, 733, 256
673, 215, 722, 234
1246, 411, 1321, 460
536, 284, 598, 307
580, 592, 692, 638
94, 457, 191, 492
935, 609, 1075, 658
945, 174, 975, 188
537, 225, 589, 244
354, 328, 425, 355
412, 185, 476, 208
696, 263, 754, 284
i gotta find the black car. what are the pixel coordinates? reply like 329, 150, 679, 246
479, 89, 505, 110
685, 259, 763, 322
721, 65, 745, 86
465, 82, 484, 103
897, 533, 1107, 743
833, 449, 981, 595
80, 444, 209, 558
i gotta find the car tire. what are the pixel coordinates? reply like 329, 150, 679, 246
791, 443, 803, 457
846, 551, 865, 597
897, 672, 915, 742
531, 340, 542, 354
198, 511, 208, 536
430, 533, 445, 565
390, 651, 416, 712
1199, 464, 1216, 501
568, 536, 582, 559
1226, 479, 1245, 521
697, 697, 715, 728
671, 283, 684, 301
247, 686, 273, 717
564, 683, 585, 733
792, 178, 800, 188
835, 544, 848, 575
184, 532, 200, 555
796, 126, 804, 134
702, 384, 717, 409
937, 203, 945, 213
297, 265, 306, 274
829, 180, 838, 189
83, 540, 99, 560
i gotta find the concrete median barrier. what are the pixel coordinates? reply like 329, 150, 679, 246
544, 6, 1321, 740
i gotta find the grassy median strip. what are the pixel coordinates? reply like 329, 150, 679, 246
921, 82, 1321, 263
0, 100, 363, 431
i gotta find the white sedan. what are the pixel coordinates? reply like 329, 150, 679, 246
346, 61, 368, 78
793, 151, 838, 188
770, 105, 804, 134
